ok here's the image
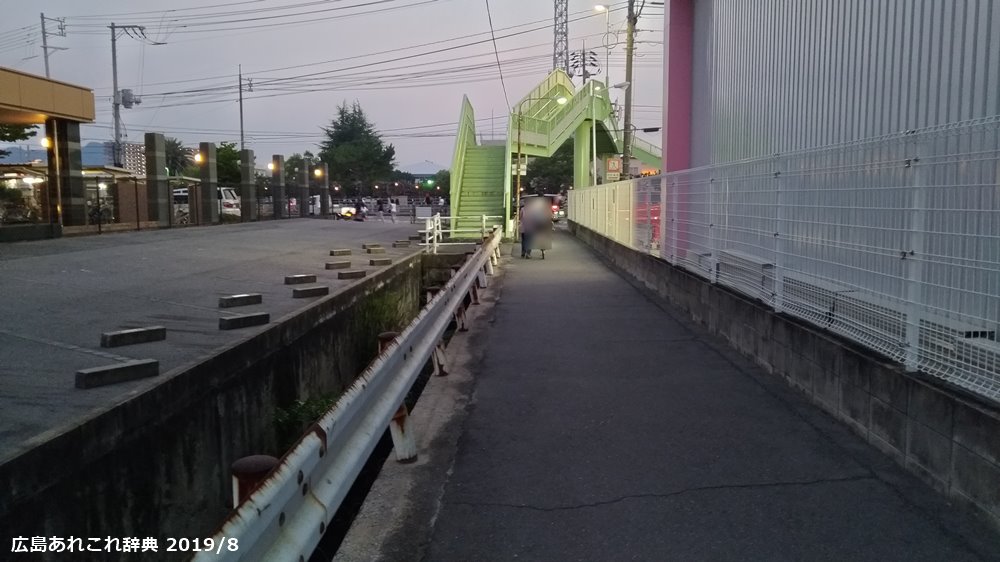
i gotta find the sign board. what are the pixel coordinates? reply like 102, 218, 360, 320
511, 164, 527, 176
606, 157, 622, 181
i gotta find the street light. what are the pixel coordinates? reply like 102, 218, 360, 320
591, 81, 630, 185
514, 95, 568, 240
594, 4, 612, 87
267, 162, 275, 171
40, 137, 51, 149
194, 152, 203, 163
314, 168, 323, 177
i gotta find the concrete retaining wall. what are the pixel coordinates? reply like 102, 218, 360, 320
570, 222, 1000, 530
0, 255, 423, 560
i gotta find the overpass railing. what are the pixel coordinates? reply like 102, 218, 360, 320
570, 116, 1000, 404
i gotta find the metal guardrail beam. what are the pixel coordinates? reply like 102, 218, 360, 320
194, 227, 503, 562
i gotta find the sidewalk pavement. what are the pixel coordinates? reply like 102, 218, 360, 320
423, 230, 999, 561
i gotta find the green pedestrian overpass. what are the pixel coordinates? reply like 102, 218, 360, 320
449, 69, 662, 234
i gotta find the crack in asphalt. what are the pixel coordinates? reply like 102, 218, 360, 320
445, 474, 876, 512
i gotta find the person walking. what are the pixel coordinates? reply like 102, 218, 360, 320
519, 205, 533, 258
389, 198, 398, 223
376, 199, 385, 221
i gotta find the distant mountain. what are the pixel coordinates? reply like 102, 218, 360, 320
0, 142, 134, 169
0, 146, 46, 164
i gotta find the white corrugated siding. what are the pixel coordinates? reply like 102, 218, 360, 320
691, 0, 1000, 165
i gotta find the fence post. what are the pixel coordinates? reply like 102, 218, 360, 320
669, 177, 679, 264
481, 214, 487, 238
424, 217, 432, 253
707, 177, 719, 283
434, 214, 441, 254
903, 134, 928, 372
773, 154, 787, 313
377, 332, 417, 462
231, 455, 279, 508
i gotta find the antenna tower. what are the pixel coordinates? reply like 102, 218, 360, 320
553, 0, 569, 73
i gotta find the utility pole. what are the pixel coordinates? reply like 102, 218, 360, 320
39, 13, 66, 78
111, 23, 122, 167
621, 0, 638, 178
569, 43, 599, 84
238, 64, 245, 151
109, 23, 146, 167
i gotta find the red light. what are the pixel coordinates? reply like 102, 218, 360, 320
223, 202, 235, 208
551, 205, 558, 211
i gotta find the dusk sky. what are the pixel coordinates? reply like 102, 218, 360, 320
0, 0, 664, 170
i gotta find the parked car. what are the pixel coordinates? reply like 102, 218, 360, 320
171, 187, 241, 218
219, 187, 240, 216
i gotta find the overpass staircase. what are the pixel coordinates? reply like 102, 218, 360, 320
450, 70, 662, 235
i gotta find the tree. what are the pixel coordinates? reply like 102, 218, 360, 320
526, 140, 574, 195
391, 169, 415, 183
164, 137, 191, 176
217, 142, 241, 185
284, 151, 321, 186
433, 169, 450, 191
0, 125, 38, 159
318, 101, 395, 196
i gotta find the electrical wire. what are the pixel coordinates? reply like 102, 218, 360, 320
483, 0, 510, 110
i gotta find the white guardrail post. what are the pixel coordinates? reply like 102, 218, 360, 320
424, 217, 433, 254
194, 227, 503, 562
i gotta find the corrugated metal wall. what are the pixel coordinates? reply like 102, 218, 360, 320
694, 0, 1000, 165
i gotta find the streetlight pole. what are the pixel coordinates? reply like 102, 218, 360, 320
515, 107, 524, 243
592, 81, 598, 185
512, 95, 568, 242
594, 5, 612, 87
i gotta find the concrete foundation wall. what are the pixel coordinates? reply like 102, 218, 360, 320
570, 221, 1000, 531
0, 256, 423, 561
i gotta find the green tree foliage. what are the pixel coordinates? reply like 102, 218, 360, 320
391, 169, 415, 183
318, 101, 395, 196
526, 140, 573, 195
217, 142, 241, 185
0, 125, 38, 158
433, 169, 451, 191
164, 137, 191, 176
284, 151, 321, 186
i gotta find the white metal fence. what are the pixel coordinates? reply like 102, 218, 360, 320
570, 116, 1000, 403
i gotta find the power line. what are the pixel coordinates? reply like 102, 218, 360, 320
483, 0, 510, 109
65, 0, 440, 37
95, 6, 603, 94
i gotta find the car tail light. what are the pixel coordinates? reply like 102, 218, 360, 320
551, 205, 558, 211
223, 201, 235, 208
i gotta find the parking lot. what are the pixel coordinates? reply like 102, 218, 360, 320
0, 218, 420, 462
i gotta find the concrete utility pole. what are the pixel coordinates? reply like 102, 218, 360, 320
238, 65, 245, 151
111, 24, 122, 167
109, 23, 145, 167
39, 13, 66, 78
621, 0, 638, 178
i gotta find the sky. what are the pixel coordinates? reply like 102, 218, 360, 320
0, 0, 664, 170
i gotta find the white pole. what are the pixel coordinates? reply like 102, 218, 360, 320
591, 82, 598, 186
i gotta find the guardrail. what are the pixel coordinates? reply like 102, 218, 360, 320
419, 214, 505, 254
195, 227, 503, 562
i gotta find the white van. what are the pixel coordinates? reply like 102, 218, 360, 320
171, 187, 241, 218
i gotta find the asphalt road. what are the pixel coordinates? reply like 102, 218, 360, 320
420, 230, 1000, 562
0, 217, 421, 463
